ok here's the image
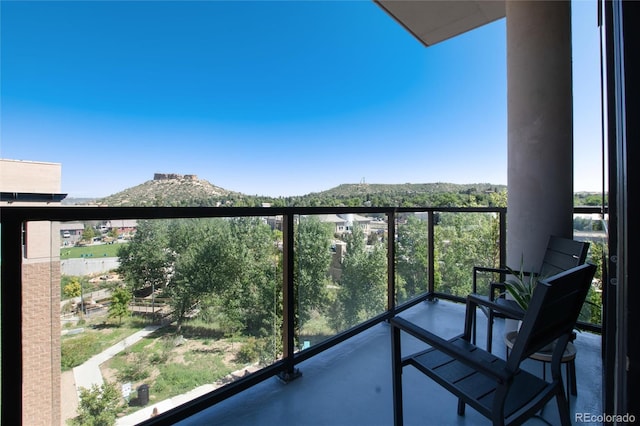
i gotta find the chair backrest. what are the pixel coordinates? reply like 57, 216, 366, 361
506, 263, 597, 370
538, 235, 590, 278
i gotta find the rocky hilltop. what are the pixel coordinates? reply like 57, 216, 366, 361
96, 173, 235, 207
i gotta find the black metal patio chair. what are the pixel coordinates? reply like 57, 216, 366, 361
390, 263, 597, 426
471, 235, 590, 352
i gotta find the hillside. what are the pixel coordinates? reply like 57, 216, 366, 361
88, 175, 512, 207
64, 176, 605, 208
313, 182, 505, 197
96, 173, 237, 207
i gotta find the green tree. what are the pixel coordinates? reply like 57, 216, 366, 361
435, 212, 500, 296
82, 225, 97, 242
166, 217, 282, 341
223, 217, 282, 338
338, 225, 387, 328
167, 219, 232, 332
108, 287, 132, 324
107, 227, 119, 239
581, 240, 605, 325
396, 215, 429, 303
72, 381, 122, 426
488, 190, 508, 207
63, 277, 82, 299
294, 217, 333, 329
118, 220, 173, 292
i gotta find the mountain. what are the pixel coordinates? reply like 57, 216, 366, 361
312, 182, 505, 197
67, 173, 525, 208
62, 197, 98, 206
95, 173, 238, 207
61, 177, 602, 208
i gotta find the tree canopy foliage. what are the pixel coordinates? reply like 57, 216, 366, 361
294, 217, 333, 329
337, 225, 388, 328
117, 209, 602, 358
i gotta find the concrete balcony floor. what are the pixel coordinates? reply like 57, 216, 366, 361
176, 300, 603, 426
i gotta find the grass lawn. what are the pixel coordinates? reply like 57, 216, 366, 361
61, 315, 153, 371
106, 331, 244, 411
63, 312, 255, 418
61, 243, 124, 259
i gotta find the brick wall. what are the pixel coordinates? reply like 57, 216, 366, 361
22, 259, 61, 425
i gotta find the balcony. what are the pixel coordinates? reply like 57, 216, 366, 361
172, 300, 602, 426
0, 206, 605, 425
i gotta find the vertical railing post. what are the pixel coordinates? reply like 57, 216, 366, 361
387, 210, 396, 314
499, 209, 507, 281
428, 210, 436, 297
279, 213, 301, 382
1, 218, 23, 424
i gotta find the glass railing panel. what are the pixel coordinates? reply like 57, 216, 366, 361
58, 216, 283, 423
573, 212, 607, 327
12, 206, 604, 426
395, 212, 429, 304
433, 211, 501, 298
294, 214, 337, 350
295, 213, 388, 350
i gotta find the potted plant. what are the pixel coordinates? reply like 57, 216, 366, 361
503, 262, 542, 312
503, 261, 556, 351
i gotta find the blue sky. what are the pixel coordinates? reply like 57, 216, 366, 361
1, 0, 602, 198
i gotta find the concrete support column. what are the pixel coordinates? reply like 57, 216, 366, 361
506, 0, 574, 270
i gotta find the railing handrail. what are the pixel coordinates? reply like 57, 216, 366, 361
0, 205, 506, 223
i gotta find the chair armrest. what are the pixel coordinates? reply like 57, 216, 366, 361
489, 282, 506, 301
473, 266, 536, 276
390, 316, 511, 383
472, 266, 535, 297
466, 293, 525, 320
472, 266, 509, 294
473, 266, 510, 275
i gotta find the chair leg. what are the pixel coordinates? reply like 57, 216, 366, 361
391, 326, 404, 426
565, 365, 570, 403
487, 310, 494, 352
457, 398, 465, 416
569, 360, 577, 396
556, 386, 571, 426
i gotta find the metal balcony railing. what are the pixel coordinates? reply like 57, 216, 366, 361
0, 205, 604, 425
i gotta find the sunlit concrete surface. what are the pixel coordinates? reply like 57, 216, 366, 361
176, 300, 602, 426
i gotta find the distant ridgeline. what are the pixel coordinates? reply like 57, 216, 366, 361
62, 175, 602, 208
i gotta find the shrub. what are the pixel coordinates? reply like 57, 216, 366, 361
61, 334, 102, 370
236, 338, 260, 364
72, 381, 122, 426
118, 353, 150, 382
148, 337, 173, 365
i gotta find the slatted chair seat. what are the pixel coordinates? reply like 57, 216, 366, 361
406, 333, 554, 418
391, 263, 597, 426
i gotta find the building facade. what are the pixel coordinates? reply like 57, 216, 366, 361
1, 159, 66, 425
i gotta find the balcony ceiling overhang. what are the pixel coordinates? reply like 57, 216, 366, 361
374, 0, 505, 47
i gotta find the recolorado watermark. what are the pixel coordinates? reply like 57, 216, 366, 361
575, 412, 636, 423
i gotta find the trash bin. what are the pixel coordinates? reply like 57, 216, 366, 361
137, 384, 149, 406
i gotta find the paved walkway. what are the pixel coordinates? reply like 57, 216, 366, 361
67, 324, 165, 425
73, 324, 165, 392
67, 323, 259, 425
